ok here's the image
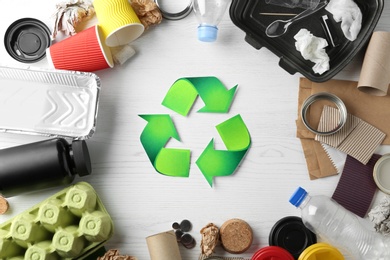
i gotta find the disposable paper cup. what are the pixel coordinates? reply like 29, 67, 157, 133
46, 25, 114, 72
93, 0, 145, 47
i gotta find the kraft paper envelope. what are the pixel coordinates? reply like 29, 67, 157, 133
297, 77, 390, 179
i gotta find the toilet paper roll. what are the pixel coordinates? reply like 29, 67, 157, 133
358, 31, 390, 96
146, 230, 182, 260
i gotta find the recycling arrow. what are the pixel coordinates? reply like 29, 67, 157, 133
196, 114, 251, 186
162, 76, 237, 116
139, 114, 190, 177
140, 76, 251, 186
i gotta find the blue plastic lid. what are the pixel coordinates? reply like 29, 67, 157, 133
198, 25, 218, 42
289, 187, 308, 207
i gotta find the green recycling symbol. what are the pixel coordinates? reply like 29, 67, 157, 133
140, 77, 251, 186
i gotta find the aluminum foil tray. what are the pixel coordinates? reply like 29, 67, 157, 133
230, 0, 384, 82
0, 66, 100, 139
0, 182, 113, 260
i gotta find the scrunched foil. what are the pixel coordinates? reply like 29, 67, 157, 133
369, 195, 390, 236
52, 0, 95, 39
200, 223, 220, 257
130, 0, 162, 30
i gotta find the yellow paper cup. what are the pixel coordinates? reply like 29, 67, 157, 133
94, 0, 145, 47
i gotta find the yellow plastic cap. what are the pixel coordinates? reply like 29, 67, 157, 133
298, 243, 344, 260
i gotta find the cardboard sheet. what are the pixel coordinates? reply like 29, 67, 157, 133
297, 77, 390, 179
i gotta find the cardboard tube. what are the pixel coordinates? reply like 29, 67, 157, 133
358, 31, 390, 96
146, 230, 182, 260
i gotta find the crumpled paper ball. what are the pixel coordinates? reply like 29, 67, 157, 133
52, 0, 94, 39
200, 223, 220, 257
97, 249, 137, 260
294, 28, 330, 75
368, 195, 390, 235
130, 0, 162, 30
325, 0, 362, 41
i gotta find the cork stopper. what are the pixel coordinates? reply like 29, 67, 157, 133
0, 196, 9, 214
219, 218, 253, 254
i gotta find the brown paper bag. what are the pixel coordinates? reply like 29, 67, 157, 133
297, 77, 390, 179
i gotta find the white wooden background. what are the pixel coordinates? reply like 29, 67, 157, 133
0, 1, 389, 259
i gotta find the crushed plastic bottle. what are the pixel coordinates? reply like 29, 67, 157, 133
289, 187, 390, 260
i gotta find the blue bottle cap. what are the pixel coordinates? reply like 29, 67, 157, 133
289, 187, 308, 207
197, 25, 218, 42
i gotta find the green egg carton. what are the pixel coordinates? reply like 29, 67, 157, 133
0, 182, 114, 260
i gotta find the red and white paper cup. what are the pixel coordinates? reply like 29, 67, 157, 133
46, 25, 114, 72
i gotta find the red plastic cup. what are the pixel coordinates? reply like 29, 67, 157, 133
46, 25, 114, 72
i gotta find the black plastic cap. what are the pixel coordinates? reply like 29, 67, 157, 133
4, 18, 51, 63
269, 216, 316, 259
71, 140, 92, 177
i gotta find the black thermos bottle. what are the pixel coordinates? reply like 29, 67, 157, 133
0, 138, 92, 197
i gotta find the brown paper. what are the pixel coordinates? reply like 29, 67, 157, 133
200, 223, 219, 257
299, 138, 338, 179
146, 230, 182, 260
358, 31, 390, 96
297, 77, 390, 178
97, 249, 137, 260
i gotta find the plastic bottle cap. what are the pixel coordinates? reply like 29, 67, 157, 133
4, 18, 51, 63
373, 154, 390, 194
269, 216, 316, 259
252, 246, 295, 260
71, 140, 92, 177
298, 243, 344, 260
198, 25, 218, 42
289, 187, 308, 207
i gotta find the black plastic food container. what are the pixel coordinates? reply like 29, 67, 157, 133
230, 0, 384, 82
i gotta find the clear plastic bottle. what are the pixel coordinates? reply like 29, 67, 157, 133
192, 0, 230, 42
289, 187, 390, 260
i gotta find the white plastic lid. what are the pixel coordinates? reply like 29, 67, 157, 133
373, 154, 390, 194
198, 25, 218, 42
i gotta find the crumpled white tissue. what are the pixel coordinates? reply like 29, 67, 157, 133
325, 0, 362, 41
294, 29, 330, 75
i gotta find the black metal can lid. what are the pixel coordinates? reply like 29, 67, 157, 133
269, 216, 317, 259
4, 18, 51, 63
71, 140, 92, 177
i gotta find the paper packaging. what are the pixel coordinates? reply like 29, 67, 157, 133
146, 230, 182, 260
297, 77, 390, 179
358, 31, 390, 96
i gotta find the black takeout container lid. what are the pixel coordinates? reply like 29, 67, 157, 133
4, 18, 51, 63
230, 0, 384, 82
269, 216, 317, 259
